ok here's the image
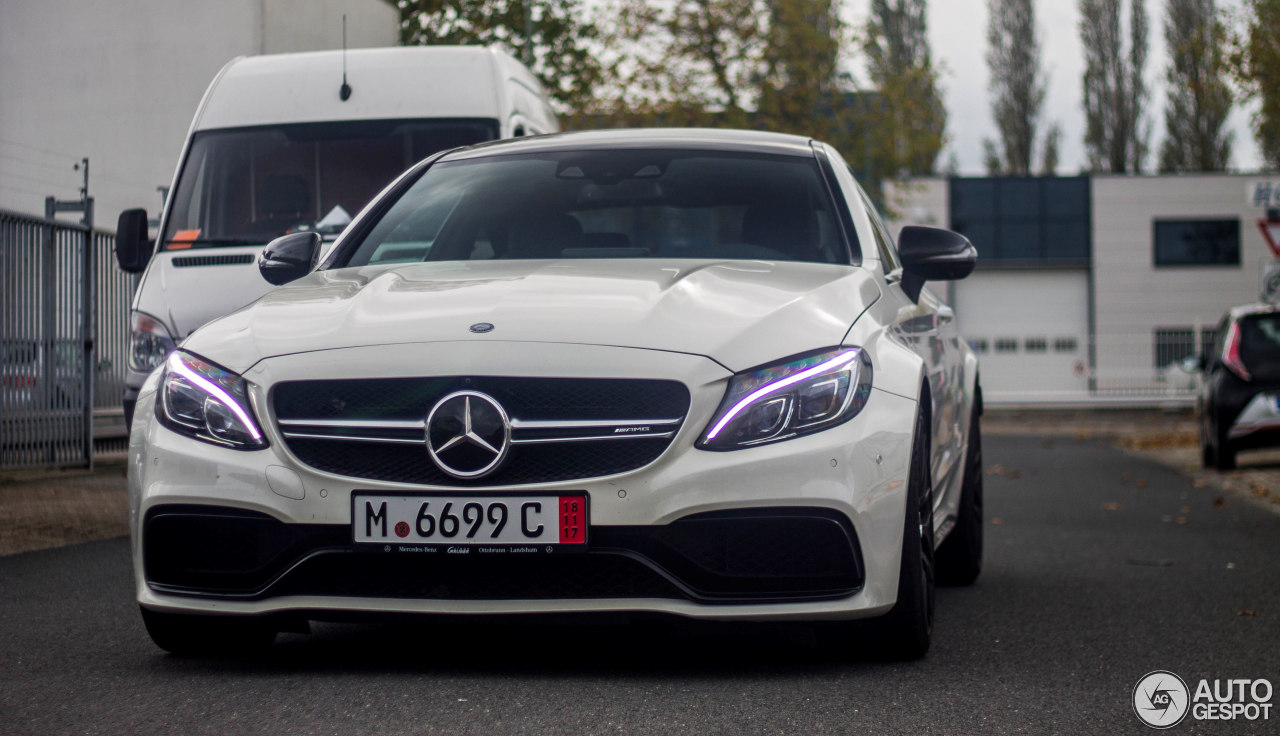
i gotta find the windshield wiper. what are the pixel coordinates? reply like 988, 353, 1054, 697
166, 237, 267, 247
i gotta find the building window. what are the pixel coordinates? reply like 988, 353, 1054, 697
1024, 337, 1048, 352
1153, 219, 1240, 266
1153, 327, 1196, 368
995, 338, 1019, 353
1054, 337, 1078, 353
949, 177, 1090, 266
968, 338, 989, 353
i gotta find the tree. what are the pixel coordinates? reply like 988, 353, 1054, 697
1230, 0, 1280, 169
1158, 0, 1233, 172
1079, 0, 1150, 172
985, 0, 1047, 175
863, 0, 948, 176
395, 0, 602, 114
1041, 122, 1062, 174
587, 0, 768, 127
756, 0, 846, 142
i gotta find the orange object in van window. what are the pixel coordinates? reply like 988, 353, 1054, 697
167, 229, 201, 250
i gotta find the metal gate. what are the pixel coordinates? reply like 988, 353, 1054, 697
0, 207, 97, 468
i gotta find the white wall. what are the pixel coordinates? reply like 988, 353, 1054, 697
1092, 174, 1273, 392
0, 0, 397, 230
884, 178, 948, 238
952, 270, 1091, 402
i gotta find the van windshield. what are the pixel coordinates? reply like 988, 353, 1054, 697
160, 119, 497, 250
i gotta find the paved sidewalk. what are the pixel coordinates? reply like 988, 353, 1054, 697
0, 457, 128, 556
984, 408, 1280, 516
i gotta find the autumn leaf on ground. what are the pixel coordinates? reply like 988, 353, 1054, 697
1102, 502, 1124, 511
1176, 516, 1188, 525
1237, 610, 1257, 617
1212, 497, 1227, 509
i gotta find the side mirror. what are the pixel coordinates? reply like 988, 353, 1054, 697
115, 208, 153, 273
897, 225, 977, 302
258, 231, 321, 286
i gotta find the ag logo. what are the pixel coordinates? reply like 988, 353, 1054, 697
1134, 670, 1190, 729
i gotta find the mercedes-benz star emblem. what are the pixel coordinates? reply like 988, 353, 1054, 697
469, 322, 495, 334
425, 391, 511, 478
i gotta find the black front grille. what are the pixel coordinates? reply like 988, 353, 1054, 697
274, 377, 690, 486
285, 435, 674, 486
274, 376, 689, 421
144, 505, 863, 604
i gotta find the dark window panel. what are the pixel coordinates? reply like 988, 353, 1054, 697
950, 179, 997, 219
1042, 177, 1089, 218
1153, 219, 1240, 267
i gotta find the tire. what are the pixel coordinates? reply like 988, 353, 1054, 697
936, 405, 982, 586
814, 410, 935, 660
1200, 410, 1217, 468
1216, 437, 1237, 471
870, 409, 936, 660
141, 607, 277, 657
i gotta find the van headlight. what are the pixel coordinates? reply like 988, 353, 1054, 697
156, 351, 267, 450
129, 311, 177, 372
698, 348, 872, 450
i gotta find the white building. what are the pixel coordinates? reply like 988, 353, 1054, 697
0, 0, 398, 228
889, 174, 1280, 405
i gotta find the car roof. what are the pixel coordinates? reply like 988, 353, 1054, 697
1228, 302, 1280, 320
441, 128, 818, 161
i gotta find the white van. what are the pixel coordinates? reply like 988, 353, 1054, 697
115, 46, 558, 424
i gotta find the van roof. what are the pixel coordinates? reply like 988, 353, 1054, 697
195, 46, 538, 131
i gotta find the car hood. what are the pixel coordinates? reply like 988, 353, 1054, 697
182, 259, 881, 374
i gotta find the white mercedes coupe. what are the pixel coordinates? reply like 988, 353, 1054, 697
128, 129, 982, 660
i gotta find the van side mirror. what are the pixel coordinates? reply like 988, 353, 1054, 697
897, 225, 977, 302
258, 231, 321, 285
115, 208, 154, 273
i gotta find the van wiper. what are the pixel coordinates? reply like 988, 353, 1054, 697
167, 237, 266, 247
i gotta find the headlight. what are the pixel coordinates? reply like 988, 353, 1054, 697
129, 311, 176, 372
698, 347, 872, 450
156, 351, 267, 450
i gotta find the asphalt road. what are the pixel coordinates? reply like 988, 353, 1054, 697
2, 435, 1277, 735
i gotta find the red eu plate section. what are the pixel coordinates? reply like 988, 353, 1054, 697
559, 495, 586, 544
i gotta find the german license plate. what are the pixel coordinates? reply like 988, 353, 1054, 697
352, 492, 587, 552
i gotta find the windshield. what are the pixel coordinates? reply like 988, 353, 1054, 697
339, 149, 851, 267
1241, 313, 1280, 369
160, 119, 498, 250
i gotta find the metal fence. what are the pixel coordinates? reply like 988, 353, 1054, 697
0, 208, 131, 468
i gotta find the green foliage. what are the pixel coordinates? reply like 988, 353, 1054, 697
985, 0, 1046, 175
1229, 0, 1280, 169
395, 0, 602, 114
863, 0, 948, 176
1158, 0, 1233, 172
1079, 0, 1150, 172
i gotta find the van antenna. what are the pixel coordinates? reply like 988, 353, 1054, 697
339, 14, 352, 101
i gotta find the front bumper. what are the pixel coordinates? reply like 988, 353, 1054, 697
129, 341, 917, 622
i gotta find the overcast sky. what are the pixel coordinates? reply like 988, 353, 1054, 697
847, 0, 1262, 175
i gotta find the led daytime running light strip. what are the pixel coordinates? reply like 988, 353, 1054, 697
167, 353, 263, 442
705, 349, 859, 441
